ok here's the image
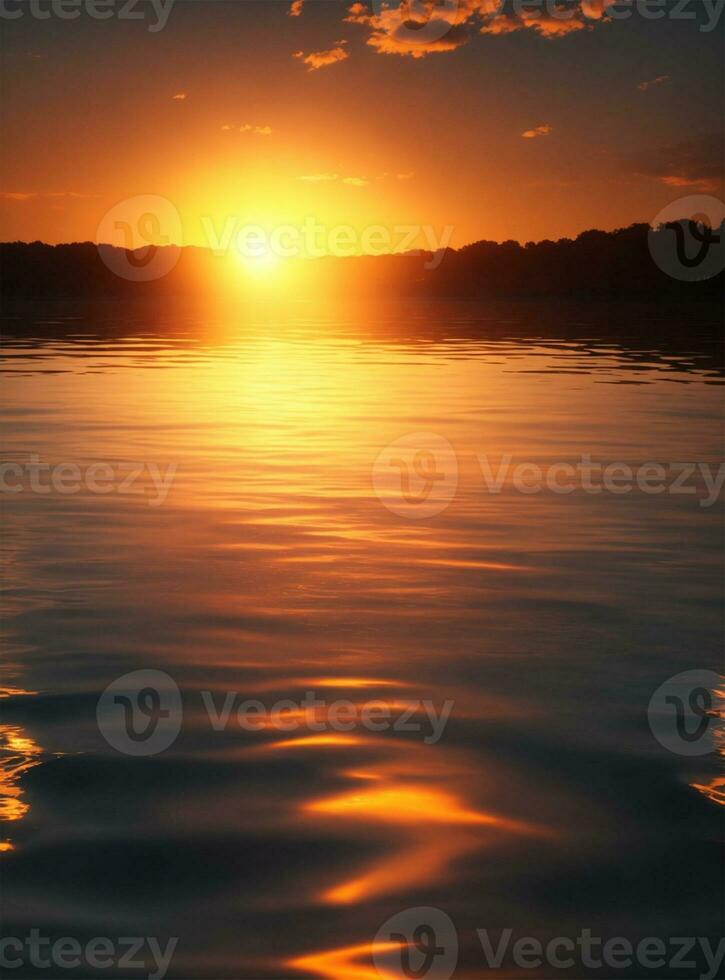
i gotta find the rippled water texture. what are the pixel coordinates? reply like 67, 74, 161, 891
1, 299, 722, 979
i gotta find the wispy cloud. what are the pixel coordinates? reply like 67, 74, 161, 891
0, 191, 92, 202
222, 123, 273, 135
522, 124, 553, 139
172, 92, 187, 101
293, 45, 349, 71
637, 74, 670, 92
336, 1, 618, 58
627, 134, 723, 192
296, 173, 370, 187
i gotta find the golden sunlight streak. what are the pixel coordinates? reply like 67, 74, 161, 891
291, 940, 404, 980
266, 734, 364, 750
305, 784, 533, 829
0, 724, 44, 825
690, 684, 724, 806
303, 774, 547, 904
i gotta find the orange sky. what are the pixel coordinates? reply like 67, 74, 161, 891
1, 1, 722, 252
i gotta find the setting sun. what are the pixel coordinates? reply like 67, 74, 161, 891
1, 3, 723, 980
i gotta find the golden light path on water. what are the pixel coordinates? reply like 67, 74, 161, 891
0, 693, 44, 851
690, 685, 725, 806
0, 304, 723, 979
234, 673, 550, 909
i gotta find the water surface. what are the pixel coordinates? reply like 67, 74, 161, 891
1, 299, 722, 979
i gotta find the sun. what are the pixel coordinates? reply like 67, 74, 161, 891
233, 239, 281, 277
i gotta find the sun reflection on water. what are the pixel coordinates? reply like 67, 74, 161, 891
0, 720, 45, 842
690, 684, 725, 806
291, 940, 404, 980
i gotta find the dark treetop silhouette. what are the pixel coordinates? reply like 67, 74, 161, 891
1, 221, 723, 301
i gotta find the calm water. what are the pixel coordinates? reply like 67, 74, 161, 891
1, 299, 723, 980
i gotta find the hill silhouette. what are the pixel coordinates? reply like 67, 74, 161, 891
1, 221, 723, 300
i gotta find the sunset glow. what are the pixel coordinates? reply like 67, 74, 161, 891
1, 4, 723, 980
2, 3, 722, 251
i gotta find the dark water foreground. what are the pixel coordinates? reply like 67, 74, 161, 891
1, 299, 722, 980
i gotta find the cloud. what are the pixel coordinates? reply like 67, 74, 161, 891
297, 174, 340, 181
297, 171, 412, 185
521, 124, 553, 139
481, 9, 588, 38
367, 22, 470, 57
172, 92, 187, 101
338, 1, 619, 56
0, 191, 90, 202
345, 1, 476, 57
221, 123, 273, 135
296, 174, 370, 186
481, 0, 623, 36
637, 74, 670, 92
288, 0, 304, 15
627, 134, 723, 192
293, 46, 349, 71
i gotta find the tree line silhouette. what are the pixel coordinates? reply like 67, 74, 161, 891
1, 222, 722, 299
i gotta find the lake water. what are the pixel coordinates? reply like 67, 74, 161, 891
1, 298, 722, 980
